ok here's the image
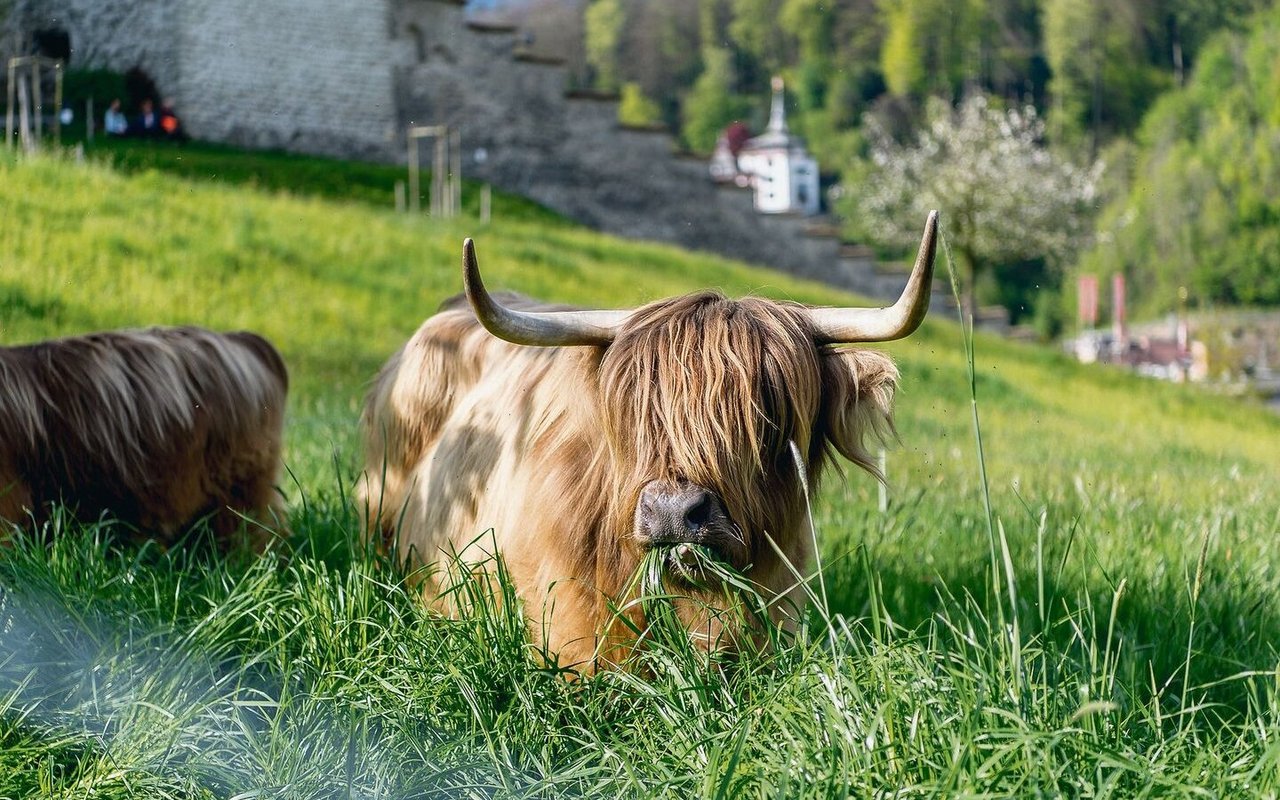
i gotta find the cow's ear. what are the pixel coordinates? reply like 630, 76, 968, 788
819, 348, 898, 478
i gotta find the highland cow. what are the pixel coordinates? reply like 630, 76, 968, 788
360, 212, 937, 669
0, 327, 289, 547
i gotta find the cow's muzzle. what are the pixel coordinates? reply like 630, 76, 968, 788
634, 480, 743, 576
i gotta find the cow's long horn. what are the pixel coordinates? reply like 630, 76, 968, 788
463, 239, 629, 346
806, 211, 939, 344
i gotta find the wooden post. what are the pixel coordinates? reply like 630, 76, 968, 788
52, 62, 63, 146
432, 134, 446, 216
31, 60, 41, 139
407, 136, 420, 214
450, 127, 461, 216
480, 184, 491, 224
17, 76, 32, 153
5, 59, 15, 150
86, 98, 94, 141
405, 125, 455, 217
5, 57, 65, 150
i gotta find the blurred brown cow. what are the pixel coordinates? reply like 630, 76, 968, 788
361, 213, 937, 669
0, 327, 288, 547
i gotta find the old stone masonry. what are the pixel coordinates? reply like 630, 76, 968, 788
5, 0, 951, 306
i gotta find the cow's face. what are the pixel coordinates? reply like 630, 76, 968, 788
458, 210, 934, 592
597, 293, 824, 575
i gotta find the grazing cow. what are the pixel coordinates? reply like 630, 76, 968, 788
0, 327, 289, 548
361, 212, 937, 668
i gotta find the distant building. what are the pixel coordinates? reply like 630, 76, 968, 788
735, 77, 820, 216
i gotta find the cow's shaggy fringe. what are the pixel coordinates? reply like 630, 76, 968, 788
0, 327, 288, 544
595, 292, 897, 648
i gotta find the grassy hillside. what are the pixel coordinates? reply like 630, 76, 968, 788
1, 147, 1279, 796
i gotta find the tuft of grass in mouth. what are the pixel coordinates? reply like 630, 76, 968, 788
639, 544, 725, 647
643, 543, 727, 591
635, 544, 772, 659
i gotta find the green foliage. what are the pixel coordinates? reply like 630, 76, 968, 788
680, 45, 751, 153
60, 69, 128, 116
1076, 3, 1280, 312
727, 0, 789, 82
778, 0, 834, 114
1, 149, 1279, 796
879, 0, 926, 98
1043, 0, 1173, 148
584, 0, 626, 90
879, 0, 987, 100
617, 82, 663, 127
618, 0, 703, 130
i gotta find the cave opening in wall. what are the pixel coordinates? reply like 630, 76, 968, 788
124, 67, 160, 111
32, 28, 71, 62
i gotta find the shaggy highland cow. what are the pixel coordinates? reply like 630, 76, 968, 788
360, 213, 937, 669
0, 327, 288, 547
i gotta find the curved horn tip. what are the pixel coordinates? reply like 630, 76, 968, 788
462, 238, 481, 286
926, 211, 939, 248
922, 210, 939, 241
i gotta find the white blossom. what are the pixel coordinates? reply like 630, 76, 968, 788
855, 95, 1101, 309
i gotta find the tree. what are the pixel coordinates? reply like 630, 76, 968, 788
618, 82, 662, 127
779, 0, 834, 112
879, 0, 986, 100
619, 0, 701, 126
855, 94, 1101, 317
681, 44, 751, 153
584, 0, 626, 90
1076, 4, 1280, 312
1043, 0, 1175, 151
727, 0, 790, 83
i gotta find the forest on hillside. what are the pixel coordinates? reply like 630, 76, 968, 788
507, 0, 1280, 329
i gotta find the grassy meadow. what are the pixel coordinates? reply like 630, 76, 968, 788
1, 144, 1279, 797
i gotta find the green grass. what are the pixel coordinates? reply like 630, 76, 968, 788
2, 145, 1280, 796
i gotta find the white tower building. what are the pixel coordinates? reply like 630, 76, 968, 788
736, 77, 820, 215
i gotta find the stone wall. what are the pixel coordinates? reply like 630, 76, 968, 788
11, 0, 398, 159
11, 0, 182, 96
177, 0, 398, 159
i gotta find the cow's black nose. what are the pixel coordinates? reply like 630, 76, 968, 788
636, 481, 723, 544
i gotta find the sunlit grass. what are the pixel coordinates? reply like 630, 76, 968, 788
1, 147, 1279, 796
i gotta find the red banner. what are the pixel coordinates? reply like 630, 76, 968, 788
1112, 273, 1126, 328
1078, 275, 1098, 327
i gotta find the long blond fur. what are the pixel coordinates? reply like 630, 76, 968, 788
360, 292, 898, 669
0, 327, 289, 545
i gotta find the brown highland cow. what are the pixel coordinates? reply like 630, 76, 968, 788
361, 212, 937, 669
0, 326, 288, 547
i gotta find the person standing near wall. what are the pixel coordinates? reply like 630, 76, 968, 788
130, 98, 160, 137
104, 99, 128, 136
159, 99, 186, 142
